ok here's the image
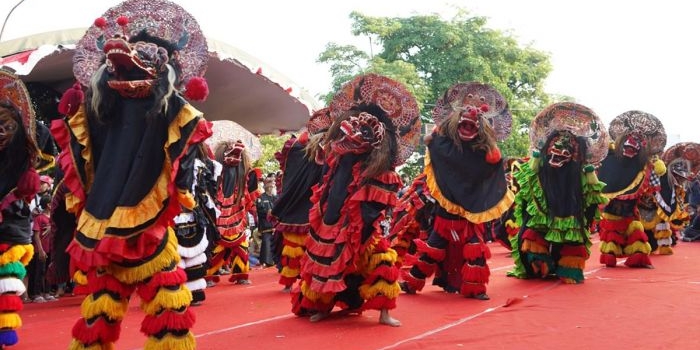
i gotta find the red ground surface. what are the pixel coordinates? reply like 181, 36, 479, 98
18, 239, 700, 350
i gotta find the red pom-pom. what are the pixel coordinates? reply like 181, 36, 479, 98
485, 147, 502, 164
469, 108, 478, 117
116, 16, 129, 26
285, 87, 293, 93
480, 103, 490, 112
94, 17, 107, 28
255, 67, 263, 75
184, 77, 209, 101
58, 82, 84, 116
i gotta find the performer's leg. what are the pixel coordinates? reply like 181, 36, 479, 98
654, 222, 674, 255
520, 228, 553, 278
229, 240, 250, 284
278, 231, 306, 291
623, 220, 653, 268
400, 229, 448, 293
357, 236, 401, 326
555, 243, 589, 284
460, 224, 491, 299
0, 244, 34, 348
598, 213, 628, 267
69, 268, 134, 350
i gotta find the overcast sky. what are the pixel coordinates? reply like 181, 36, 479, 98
2, 0, 697, 144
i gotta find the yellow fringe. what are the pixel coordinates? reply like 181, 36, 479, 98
654, 229, 672, 240
35, 150, 56, 173
626, 221, 644, 235
601, 212, 622, 221
623, 241, 652, 255
205, 260, 224, 277
0, 312, 21, 329
283, 232, 307, 246
73, 270, 88, 286
558, 256, 586, 270
359, 280, 400, 300
0, 244, 34, 266
600, 241, 622, 256
366, 249, 398, 272
230, 255, 250, 275
81, 294, 129, 320
424, 152, 514, 223
657, 246, 673, 255
522, 240, 549, 254
107, 229, 180, 284
281, 245, 304, 259
505, 219, 518, 229
640, 217, 659, 231
141, 285, 193, 316
300, 280, 334, 304
65, 192, 83, 214
68, 339, 115, 350
280, 267, 300, 278
602, 170, 646, 199
144, 332, 196, 350
68, 107, 95, 190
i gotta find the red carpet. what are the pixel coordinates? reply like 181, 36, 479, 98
18, 239, 700, 349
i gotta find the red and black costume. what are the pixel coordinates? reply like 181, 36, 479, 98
52, 1, 212, 348
598, 110, 667, 268
207, 140, 260, 283
292, 74, 421, 325
0, 69, 42, 348
271, 108, 331, 289
401, 82, 513, 299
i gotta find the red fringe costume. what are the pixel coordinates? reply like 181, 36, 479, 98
291, 74, 421, 322
597, 111, 668, 269
53, 1, 212, 348
401, 83, 513, 299
0, 70, 42, 348
207, 147, 259, 284
271, 109, 331, 289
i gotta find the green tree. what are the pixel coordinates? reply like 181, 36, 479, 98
318, 9, 554, 158
254, 134, 288, 175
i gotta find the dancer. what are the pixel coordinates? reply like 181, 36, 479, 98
508, 102, 609, 283
174, 144, 221, 305
400, 82, 513, 299
292, 73, 421, 326
0, 69, 42, 348
207, 140, 260, 284
660, 143, 700, 243
597, 110, 667, 268
52, 1, 212, 348
271, 108, 331, 292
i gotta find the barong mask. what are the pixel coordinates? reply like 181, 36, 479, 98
662, 142, 700, 184
99, 19, 173, 98
622, 133, 646, 158
223, 140, 245, 167
0, 109, 19, 151
73, 0, 209, 101
331, 112, 385, 156
546, 131, 579, 168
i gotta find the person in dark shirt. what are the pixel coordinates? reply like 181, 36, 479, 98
256, 177, 278, 266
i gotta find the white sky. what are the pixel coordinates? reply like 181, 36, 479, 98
1, 0, 698, 144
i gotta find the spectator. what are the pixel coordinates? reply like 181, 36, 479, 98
27, 195, 56, 303
256, 178, 278, 267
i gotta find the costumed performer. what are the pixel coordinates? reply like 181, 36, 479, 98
51, 0, 212, 348
400, 82, 513, 299
658, 143, 699, 245
597, 110, 667, 268
507, 102, 609, 283
271, 107, 332, 292
291, 73, 421, 326
0, 69, 42, 348
207, 140, 260, 284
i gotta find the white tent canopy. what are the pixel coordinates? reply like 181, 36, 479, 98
0, 28, 321, 135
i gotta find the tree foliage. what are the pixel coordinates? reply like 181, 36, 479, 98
254, 134, 288, 175
318, 9, 555, 158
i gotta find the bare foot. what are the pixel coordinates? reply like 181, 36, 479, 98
309, 311, 330, 323
379, 308, 401, 327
